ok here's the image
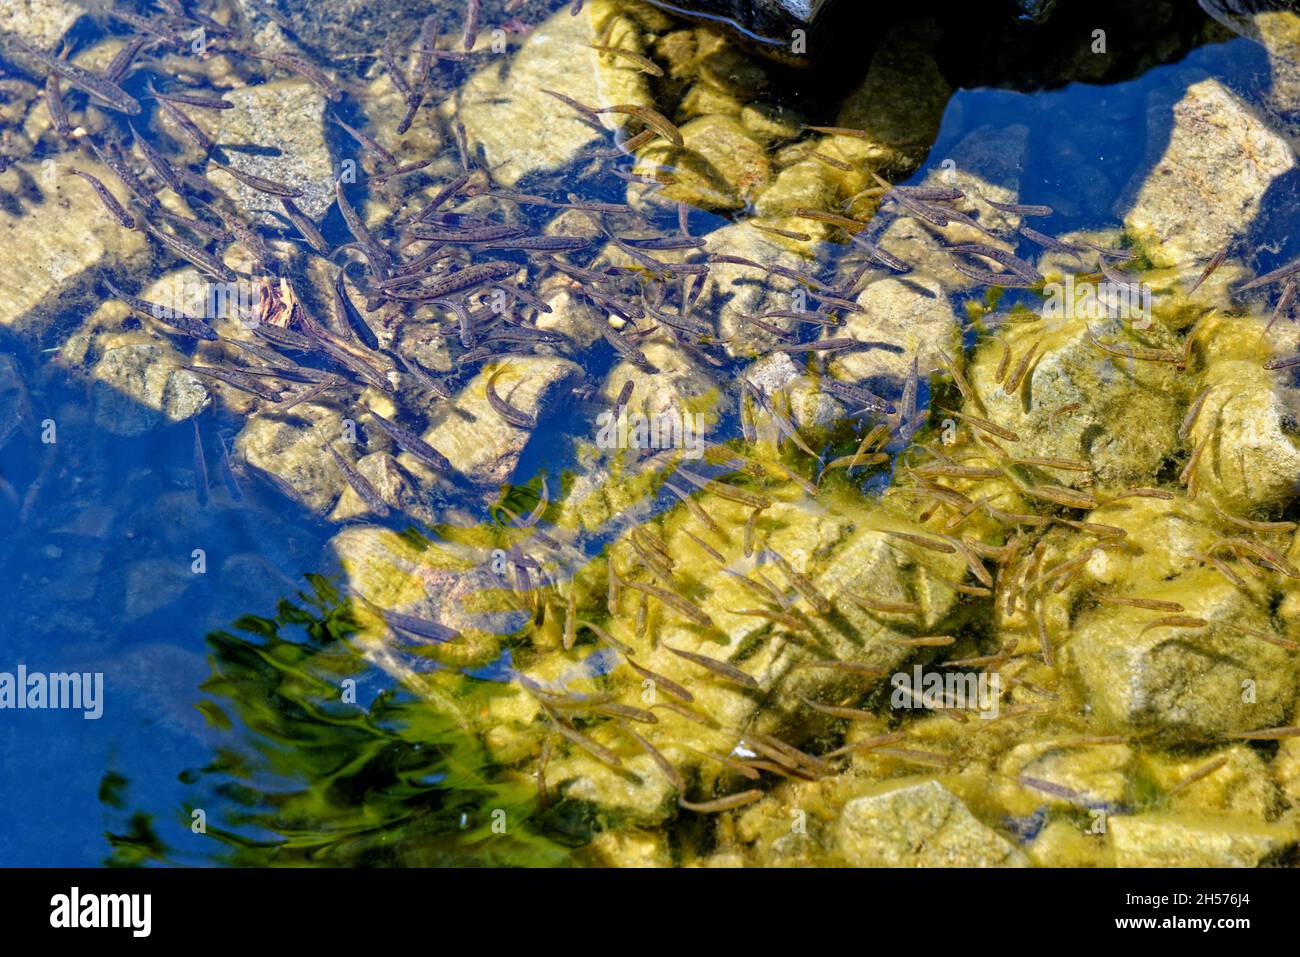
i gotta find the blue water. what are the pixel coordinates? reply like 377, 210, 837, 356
0, 0, 1285, 865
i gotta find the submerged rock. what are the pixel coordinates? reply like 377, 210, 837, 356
0, 0, 82, 49
1108, 811, 1295, 867
1122, 79, 1295, 271
88, 336, 211, 438
208, 80, 334, 225
835, 778, 1029, 867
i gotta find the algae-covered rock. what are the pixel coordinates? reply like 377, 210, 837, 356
994, 741, 1134, 815
1142, 745, 1277, 818
1108, 811, 1296, 867
835, 778, 1028, 867
966, 314, 1185, 493
235, 402, 349, 513
1063, 566, 1297, 739
1122, 79, 1295, 271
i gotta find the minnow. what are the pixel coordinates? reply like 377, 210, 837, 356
623, 725, 682, 789
1209, 537, 1300, 578
191, 420, 209, 506
749, 222, 812, 242
312, 336, 392, 393
462, 0, 482, 49
545, 712, 623, 768
820, 378, 895, 416
601, 325, 657, 371
1263, 279, 1297, 336
941, 408, 1020, 442
849, 233, 911, 272
663, 481, 723, 536
595, 104, 683, 146
331, 114, 396, 164
843, 593, 921, 616
90, 140, 158, 211
674, 467, 771, 510
886, 635, 956, 647
774, 337, 863, 354
792, 207, 864, 230
65, 169, 135, 229
103, 278, 217, 340
1238, 255, 1300, 292
883, 529, 956, 554
478, 235, 593, 252
212, 160, 303, 198
1223, 621, 1299, 651
278, 197, 329, 253
367, 411, 451, 472
1188, 245, 1229, 295
985, 199, 1053, 217
768, 550, 831, 614
44, 73, 72, 137
14, 38, 141, 114
155, 96, 213, 151
248, 51, 342, 102
1179, 386, 1213, 443
622, 579, 715, 629
951, 259, 1038, 288
574, 619, 635, 656
803, 124, 867, 138
822, 731, 909, 760
215, 432, 243, 502
381, 34, 415, 104
662, 643, 754, 687
540, 88, 601, 124
485, 367, 536, 429
625, 657, 694, 702
799, 697, 874, 721
1209, 504, 1296, 534
328, 443, 390, 516
1013, 774, 1090, 805
1138, 615, 1209, 635
746, 732, 831, 777
589, 43, 664, 76
104, 35, 148, 85
1165, 756, 1229, 798
1019, 226, 1083, 263
409, 174, 471, 224
1003, 339, 1041, 395
1265, 352, 1300, 370
678, 790, 763, 813
143, 222, 233, 280
950, 243, 1043, 284
185, 365, 282, 401
331, 270, 378, 348
596, 701, 659, 726
365, 601, 460, 644
1179, 433, 1210, 490
372, 158, 432, 184
1024, 484, 1097, 510
391, 261, 518, 301
128, 123, 187, 195
147, 83, 233, 111
1222, 725, 1300, 741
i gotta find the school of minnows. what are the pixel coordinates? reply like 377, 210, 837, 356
4, 0, 1299, 840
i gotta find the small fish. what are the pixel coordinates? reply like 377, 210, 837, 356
1019, 226, 1083, 263
103, 278, 217, 340
144, 221, 237, 282
590, 43, 664, 76
104, 35, 148, 85
678, 790, 763, 813
941, 408, 1020, 442
367, 410, 451, 472
90, 140, 158, 211
279, 197, 329, 253
193, 421, 209, 506
147, 82, 232, 111
1188, 245, 1229, 295
15, 39, 141, 114
129, 123, 187, 195
331, 113, 396, 165
662, 643, 756, 688
622, 579, 716, 629
212, 160, 303, 198
249, 51, 342, 102
1238, 255, 1300, 293
463, 0, 482, 50
595, 104, 683, 147
984, 199, 1053, 217
486, 367, 537, 429
328, 443, 390, 517
65, 169, 135, 229
155, 96, 213, 151
44, 73, 72, 138
1138, 615, 1209, 635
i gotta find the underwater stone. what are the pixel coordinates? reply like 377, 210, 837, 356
1122, 79, 1295, 270
699, 223, 821, 357
1142, 745, 1276, 818
453, 6, 652, 188
235, 402, 349, 514
0, 354, 30, 451
827, 274, 961, 401
834, 778, 1029, 867
0, 159, 150, 340
1063, 566, 1297, 739
423, 355, 582, 487
599, 339, 727, 424
966, 314, 1185, 494
209, 80, 334, 226
0, 0, 82, 50
994, 741, 1134, 816
1108, 812, 1296, 867
89, 339, 211, 438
